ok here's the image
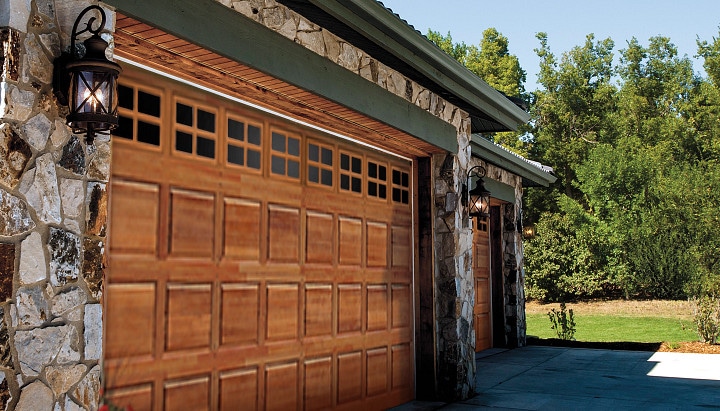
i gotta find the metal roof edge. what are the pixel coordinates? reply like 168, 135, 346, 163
470, 135, 557, 187
307, 0, 531, 130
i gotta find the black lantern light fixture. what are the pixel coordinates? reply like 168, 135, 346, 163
53, 5, 121, 144
462, 165, 491, 219
522, 225, 536, 239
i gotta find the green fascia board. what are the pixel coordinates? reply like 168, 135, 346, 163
482, 178, 516, 204
471, 135, 557, 187
103, 0, 458, 153
307, 0, 531, 131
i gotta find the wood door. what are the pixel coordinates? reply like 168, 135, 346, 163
473, 217, 492, 352
104, 68, 415, 410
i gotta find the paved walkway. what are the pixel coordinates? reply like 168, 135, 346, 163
392, 346, 720, 410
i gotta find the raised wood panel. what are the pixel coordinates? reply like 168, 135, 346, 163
105, 283, 155, 359
305, 284, 333, 337
220, 283, 259, 346
366, 284, 388, 331
391, 284, 411, 329
105, 383, 153, 411
367, 222, 388, 267
391, 344, 412, 390
339, 217, 362, 265
110, 181, 159, 254
164, 376, 210, 411
366, 347, 389, 397
338, 284, 362, 334
220, 368, 258, 411
337, 351, 362, 404
306, 211, 334, 264
166, 284, 212, 351
266, 283, 299, 341
268, 205, 300, 263
265, 361, 298, 410
392, 225, 411, 268
170, 189, 215, 258
304, 357, 333, 410
224, 198, 261, 261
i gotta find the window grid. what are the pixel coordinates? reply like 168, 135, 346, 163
173, 99, 218, 160
226, 115, 263, 171
270, 130, 301, 180
114, 83, 162, 147
307, 141, 334, 188
339, 151, 363, 195
366, 159, 388, 200
392, 168, 410, 205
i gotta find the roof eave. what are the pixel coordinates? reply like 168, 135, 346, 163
470, 135, 557, 187
306, 0, 531, 131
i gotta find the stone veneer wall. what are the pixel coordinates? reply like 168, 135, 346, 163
215, 0, 529, 401
0, 1, 111, 409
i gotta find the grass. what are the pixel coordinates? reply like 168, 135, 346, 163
526, 300, 698, 345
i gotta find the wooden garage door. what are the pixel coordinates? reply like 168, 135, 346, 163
104, 69, 414, 410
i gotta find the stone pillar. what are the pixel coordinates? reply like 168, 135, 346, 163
502, 196, 525, 347
0, 1, 111, 409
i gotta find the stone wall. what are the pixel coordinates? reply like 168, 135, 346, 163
0, 1, 111, 409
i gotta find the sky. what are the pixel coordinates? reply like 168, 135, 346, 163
379, 0, 720, 91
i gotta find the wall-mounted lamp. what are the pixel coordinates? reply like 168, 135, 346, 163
522, 225, 536, 239
53, 5, 121, 144
462, 165, 491, 219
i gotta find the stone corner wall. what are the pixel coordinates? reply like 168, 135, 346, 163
0, 1, 112, 409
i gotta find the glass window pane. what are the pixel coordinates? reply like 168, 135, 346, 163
288, 160, 300, 178
368, 162, 377, 178
402, 172, 409, 187
176, 103, 193, 126
308, 144, 319, 162
288, 137, 300, 156
340, 153, 350, 170
228, 119, 245, 141
393, 188, 401, 203
321, 169, 332, 186
321, 148, 333, 166
352, 177, 362, 193
379, 184, 387, 199
352, 157, 362, 173
271, 156, 285, 175
248, 125, 261, 146
137, 121, 160, 146
197, 137, 215, 158
272, 132, 285, 152
114, 116, 133, 139
308, 165, 319, 183
228, 144, 244, 165
402, 190, 409, 204
118, 85, 133, 110
176, 131, 193, 153
197, 109, 215, 132
368, 181, 377, 197
393, 170, 401, 185
138, 91, 160, 117
341, 174, 350, 190
379, 165, 387, 181
247, 149, 261, 169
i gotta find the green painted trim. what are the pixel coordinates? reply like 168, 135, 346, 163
308, 0, 531, 131
471, 136, 557, 187
483, 178, 516, 204
103, 0, 458, 153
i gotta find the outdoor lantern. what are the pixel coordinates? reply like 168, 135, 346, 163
463, 165, 491, 219
523, 225, 536, 239
53, 5, 121, 144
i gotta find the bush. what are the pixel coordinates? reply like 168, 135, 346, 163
547, 303, 576, 340
692, 295, 720, 344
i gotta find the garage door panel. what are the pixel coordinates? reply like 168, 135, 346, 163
110, 180, 159, 254
265, 361, 299, 410
339, 217, 362, 266
391, 284, 411, 329
164, 375, 210, 411
219, 367, 258, 411
367, 221, 388, 267
220, 283, 260, 346
224, 198, 261, 261
268, 205, 300, 263
337, 351, 362, 404
166, 284, 212, 351
106, 283, 156, 359
266, 283, 299, 341
338, 284, 362, 334
391, 343, 412, 390
392, 225, 411, 268
305, 283, 333, 337
367, 284, 388, 331
306, 211, 334, 264
105, 383, 153, 411
304, 356, 333, 410
367, 347, 389, 397
170, 189, 215, 258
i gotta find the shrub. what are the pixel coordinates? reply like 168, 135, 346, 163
547, 303, 576, 340
692, 295, 720, 344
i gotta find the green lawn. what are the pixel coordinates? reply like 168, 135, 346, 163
526, 313, 697, 344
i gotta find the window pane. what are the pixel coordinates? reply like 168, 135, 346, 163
368, 162, 377, 178
118, 85, 133, 110
176, 131, 193, 153
138, 91, 160, 117
288, 137, 300, 156
272, 132, 285, 152
393, 170, 401, 185
308, 165, 319, 183
321, 169, 332, 186
340, 153, 350, 170
352, 157, 362, 173
228, 119, 245, 141
379, 165, 387, 181
288, 160, 300, 178
402, 172, 409, 187
379, 185, 387, 199
402, 191, 409, 204
248, 125, 261, 146
368, 181, 377, 197
137, 121, 160, 146
393, 188, 401, 203
197, 137, 215, 158
228, 144, 244, 165
197, 109, 215, 132
247, 150, 261, 169
308, 144, 319, 162
352, 177, 362, 193
176, 103, 193, 126
271, 156, 285, 175
114, 116, 133, 139
321, 148, 333, 166
341, 174, 350, 190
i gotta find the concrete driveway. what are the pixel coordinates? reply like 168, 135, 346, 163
393, 346, 720, 410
